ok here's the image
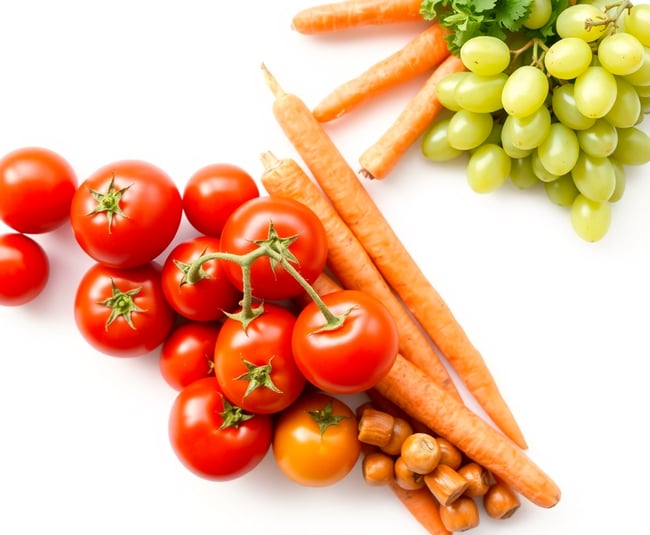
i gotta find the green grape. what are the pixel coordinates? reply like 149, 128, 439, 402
544, 173, 579, 206
641, 95, 650, 114
421, 119, 464, 162
460, 36, 511, 76
608, 158, 626, 203
502, 66, 549, 118
636, 85, 650, 98
551, 84, 596, 130
531, 151, 561, 182
501, 105, 551, 150
576, 119, 618, 157
571, 153, 616, 201
523, 0, 552, 29
624, 4, 650, 47
556, 4, 610, 42
598, 33, 645, 76
466, 144, 511, 193
610, 126, 650, 165
454, 72, 507, 113
537, 122, 580, 176
570, 194, 611, 242
510, 156, 540, 189
447, 110, 493, 151
574, 66, 618, 118
544, 37, 593, 80
482, 121, 503, 147
435, 72, 470, 112
604, 76, 641, 128
500, 126, 533, 158
622, 46, 650, 87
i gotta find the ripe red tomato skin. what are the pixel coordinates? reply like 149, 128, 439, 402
219, 196, 328, 301
272, 392, 361, 487
159, 322, 220, 390
182, 163, 259, 237
74, 262, 176, 357
168, 376, 273, 481
214, 303, 306, 414
292, 290, 399, 394
70, 160, 182, 269
161, 235, 242, 322
0, 146, 77, 234
0, 233, 50, 306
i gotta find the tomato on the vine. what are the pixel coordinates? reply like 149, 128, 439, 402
292, 290, 399, 394
0, 233, 50, 306
70, 160, 182, 268
219, 196, 328, 300
214, 303, 306, 414
0, 146, 77, 234
182, 163, 259, 237
161, 235, 241, 322
74, 262, 176, 357
168, 376, 273, 481
159, 321, 220, 390
272, 392, 361, 487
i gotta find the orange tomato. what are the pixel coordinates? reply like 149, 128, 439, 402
272, 392, 362, 487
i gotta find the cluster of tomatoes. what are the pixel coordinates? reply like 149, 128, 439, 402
0, 146, 400, 486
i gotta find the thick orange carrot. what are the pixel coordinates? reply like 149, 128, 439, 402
376, 355, 561, 509
359, 54, 466, 179
261, 64, 528, 450
260, 152, 459, 399
313, 23, 450, 122
388, 481, 452, 535
292, 0, 424, 34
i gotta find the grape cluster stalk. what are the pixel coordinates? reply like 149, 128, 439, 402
421, 0, 650, 242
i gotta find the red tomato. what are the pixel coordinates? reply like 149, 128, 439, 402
219, 196, 328, 300
214, 303, 306, 414
182, 163, 259, 237
159, 321, 220, 390
292, 290, 399, 394
161, 235, 241, 322
0, 233, 49, 306
0, 147, 77, 233
70, 160, 182, 268
168, 376, 273, 481
272, 392, 361, 487
74, 262, 176, 357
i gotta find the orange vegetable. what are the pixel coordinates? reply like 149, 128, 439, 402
359, 53, 466, 179
439, 496, 480, 532
259, 151, 459, 398
261, 66, 526, 450
375, 354, 561, 508
291, 0, 424, 34
389, 480, 452, 535
483, 481, 521, 519
313, 23, 450, 122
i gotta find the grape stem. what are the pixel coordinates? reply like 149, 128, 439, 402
586, 0, 633, 34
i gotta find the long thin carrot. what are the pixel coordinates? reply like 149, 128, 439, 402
261, 64, 528, 450
260, 152, 459, 399
376, 355, 561, 509
313, 23, 450, 122
388, 481, 452, 535
292, 0, 425, 34
358, 54, 466, 179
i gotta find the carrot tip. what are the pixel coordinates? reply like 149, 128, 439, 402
261, 63, 284, 98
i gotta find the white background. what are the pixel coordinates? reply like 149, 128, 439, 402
0, 1, 648, 534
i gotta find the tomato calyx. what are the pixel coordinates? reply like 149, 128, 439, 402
307, 399, 350, 437
219, 396, 256, 430
253, 221, 299, 274
86, 175, 131, 233
234, 356, 283, 398
99, 279, 146, 330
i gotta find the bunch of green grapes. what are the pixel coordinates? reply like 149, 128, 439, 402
421, 0, 650, 242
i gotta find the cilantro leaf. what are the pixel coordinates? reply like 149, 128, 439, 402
496, 0, 533, 31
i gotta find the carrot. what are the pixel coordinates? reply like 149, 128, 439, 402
260, 152, 459, 398
375, 355, 561, 509
292, 0, 425, 34
313, 23, 450, 122
261, 64, 528, 450
358, 53, 466, 179
388, 480, 452, 535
